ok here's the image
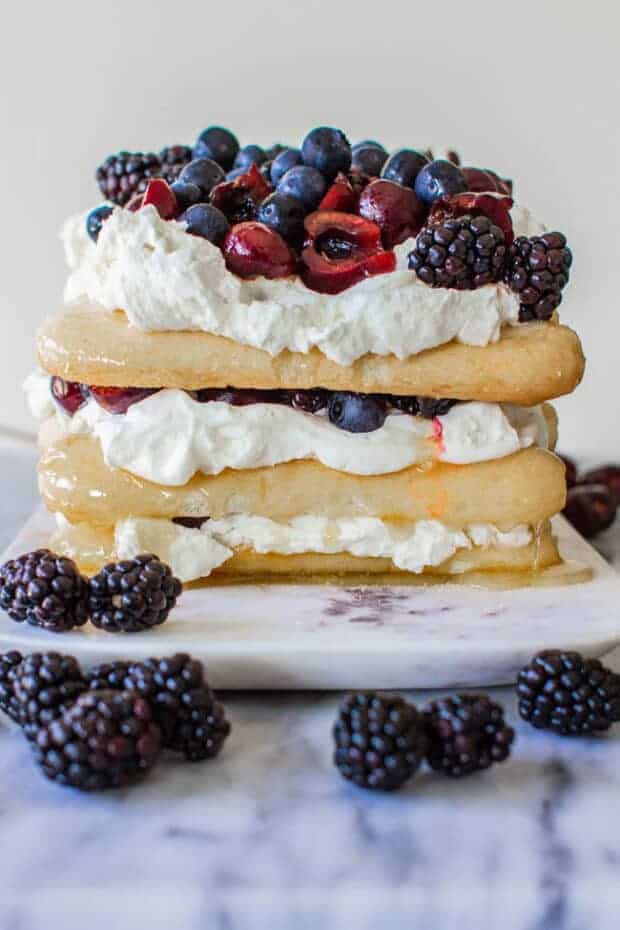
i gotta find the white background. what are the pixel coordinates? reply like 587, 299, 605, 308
1, 0, 618, 458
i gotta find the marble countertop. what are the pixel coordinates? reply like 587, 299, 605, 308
1, 436, 620, 930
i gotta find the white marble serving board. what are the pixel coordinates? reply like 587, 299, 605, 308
1, 508, 619, 689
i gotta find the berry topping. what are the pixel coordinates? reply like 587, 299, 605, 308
85, 205, 113, 243
424, 694, 514, 777
257, 192, 306, 246
51, 376, 87, 416
327, 392, 387, 433
301, 210, 396, 294
390, 396, 456, 418
210, 164, 272, 224
0, 650, 24, 723
277, 165, 327, 211
233, 144, 267, 170
517, 650, 620, 735
194, 126, 239, 170
563, 484, 616, 538
461, 166, 502, 193
11, 652, 87, 741
504, 232, 573, 322
33, 690, 162, 791
180, 203, 230, 245
580, 466, 620, 507
141, 178, 179, 220
270, 147, 302, 186
408, 213, 506, 289
96, 151, 162, 206
87, 554, 182, 634
170, 180, 203, 211
179, 158, 226, 197
319, 174, 358, 213
351, 142, 388, 176
88, 386, 159, 414
381, 148, 429, 188
333, 691, 426, 791
428, 192, 514, 246
87, 660, 132, 691
222, 221, 296, 279
301, 126, 352, 182
159, 144, 193, 183
414, 159, 468, 205
358, 178, 426, 248
286, 389, 329, 413
0, 550, 88, 633
194, 387, 288, 406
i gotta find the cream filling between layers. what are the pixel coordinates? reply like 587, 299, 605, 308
108, 515, 534, 581
61, 205, 536, 365
26, 373, 549, 484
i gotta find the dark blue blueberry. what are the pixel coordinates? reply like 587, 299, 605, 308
266, 143, 287, 160
352, 140, 384, 153
277, 165, 326, 211
233, 144, 267, 169
86, 205, 113, 242
270, 148, 302, 186
179, 158, 226, 196
351, 144, 388, 176
414, 159, 467, 204
180, 204, 230, 245
193, 127, 239, 170
257, 193, 305, 246
170, 181, 203, 212
301, 127, 351, 181
327, 392, 387, 433
381, 149, 430, 188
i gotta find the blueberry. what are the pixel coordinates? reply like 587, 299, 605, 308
351, 144, 388, 176
266, 143, 287, 160
327, 392, 387, 433
258, 192, 305, 246
270, 148, 302, 186
277, 165, 326, 211
226, 167, 249, 181
414, 159, 467, 204
170, 181, 203, 212
194, 126, 239, 170
234, 144, 267, 169
179, 158, 226, 196
381, 149, 429, 188
86, 205, 113, 242
180, 204, 230, 245
301, 127, 351, 181
352, 140, 384, 152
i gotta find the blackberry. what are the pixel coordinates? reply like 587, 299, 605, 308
408, 214, 506, 289
13, 652, 87, 741
424, 693, 514, 777
390, 396, 457, 418
0, 651, 23, 723
517, 650, 620, 735
87, 660, 132, 691
159, 145, 193, 184
333, 691, 426, 791
504, 232, 572, 322
0, 549, 88, 632
32, 690, 161, 791
87, 554, 182, 633
124, 653, 230, 761
96, 151, 162, 206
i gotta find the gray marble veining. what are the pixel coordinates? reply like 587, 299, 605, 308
1, 436, 620, 930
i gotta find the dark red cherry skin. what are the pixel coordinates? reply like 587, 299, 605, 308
50, 377, 87, 416
222, 222, 296, 279
89, 386, 159, 414
462, 166, 501, 193
194, 387, 288, 406
141, 178, 179, 219
580, 466, 620, 507
319, 174, 358, 212
358, 179, 427, 248
429, 191, 515, 246
301, 247, 395, 294
304, 210, 382, 251
301, 210, 395, 294
210, 164, 272, 224
563, 484, 617, 538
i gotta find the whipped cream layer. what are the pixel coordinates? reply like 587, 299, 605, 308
27, 373, 548, 485
61, 205, 533, 365
111, 514, 533, 581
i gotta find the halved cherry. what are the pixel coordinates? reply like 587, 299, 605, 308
141, 178, 179, 220
358, 179, 427, 248
429, 191, 515, 246
50, 377, 87, 417
462, 166, 500, 193
301, 212, 395, 294
319, 174, 358, 212
210, 164, 271, 224
301, 247, 395, 294
222, 222, 296, 279
304, 211, 382, 251
89, 386, 159, 414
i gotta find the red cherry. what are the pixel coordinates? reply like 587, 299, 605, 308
304, 211, 382, 251
89, 386, 159, 414
222, 222, 296, 279
50, 377, 87, 417
210, 164, 271, 224
485, 169, 513, 196
358, 179, 427, 248
429, 192, 515, 246
564, 484, 617, 538
319, 174, 358, 212
141, 178, 179, 219
301, 211, 395, 294
580, 465, 620, 507
462, 166, 500, 193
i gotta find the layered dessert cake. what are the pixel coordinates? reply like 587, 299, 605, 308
26, 127, 584, 583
